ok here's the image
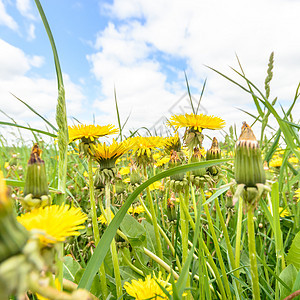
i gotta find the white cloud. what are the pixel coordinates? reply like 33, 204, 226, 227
27, 23, 36, 40
0, 39, 86, 142
0, 0, 18, 30
88, 0, 300, 138
16, 0, 36, 20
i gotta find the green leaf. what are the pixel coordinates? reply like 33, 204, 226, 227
119, 213, 146, 249
75, 269, 101, 298
292, 269, 300, 295
279, 264, 297, 299
78, 158, 231, 290
63, 256, 81, 282
119, 266, 143, 282
142, 220, 157, 253
10, 93, 58, 132
5, 179, 60, 193
0, 121, 57, 138
287, 231, 300, 270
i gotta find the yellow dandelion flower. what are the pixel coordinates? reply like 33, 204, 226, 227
128, 205, 145, 215
155, 157, 170, 167
276, 148, 285, 155
153, 151, 163, 161
0, 171, 11, 212
124, 272, 172, 300
123, 177, 130, 183
131, 136, 165, 157
17, 205, 87, 245
83, 167, 97, 178
4, 162, 9, 169
167, 113, 225, 131
119, 166, 130, 175
295, 189, 300, 202
288, 157, 299, 164
149, 181, 164, 191
279, 207, 289, 218
268, 206, 290, 218
98, 209, 114, 225
91, 139, 132, 167
269, 157, 283, 168
68, 124, 118, 143
164, 134, 182, 153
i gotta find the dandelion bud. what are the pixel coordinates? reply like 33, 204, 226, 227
233, 123, 267, 209
114, 177, 126, 194
166, 192, 177, 222
206, 137, 221, 176
191, 147, 206, 177
22, 144, 51, 210
169, 150, 185, 181
234, 122, 266, 187
130, 162, 142, 185
206, 137, 221, 160
0, 172, 28, 263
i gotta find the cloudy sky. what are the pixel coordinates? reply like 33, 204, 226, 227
1, 0, 300, 144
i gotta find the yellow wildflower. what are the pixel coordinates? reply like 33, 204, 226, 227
124, 272, 172, 300
17, 205, 87, 245
98, 209, 115, 225
167, 113, 225, 131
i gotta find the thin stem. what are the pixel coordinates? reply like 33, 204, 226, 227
235, 197, 243, 285
122, 253, 144, 276
88, 159, 100, 244
247, 207, 261, 300
143, 247, 179, 280
179, 191, 189, 264
88, 159, 108, 299
105, 183, 123, 299
143, 166, 164, 267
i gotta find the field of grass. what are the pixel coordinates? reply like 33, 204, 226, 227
0, 1, 300, 300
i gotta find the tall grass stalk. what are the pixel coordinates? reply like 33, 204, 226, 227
34, 0, 68, 205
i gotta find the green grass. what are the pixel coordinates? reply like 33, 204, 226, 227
1, 1, 300, 299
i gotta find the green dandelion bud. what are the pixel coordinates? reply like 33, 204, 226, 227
206, 137, 221, 160
22, 144, 51, 210
169, 150, 185, 181
235, 122, 266, 187
0, 173, 28, 263
206, 137, 221, 176
114, 177, 127, 194
191, 147, 206, 177
129, 162, 142, 185
166, 193, 177, 222
233, 122, 268, 210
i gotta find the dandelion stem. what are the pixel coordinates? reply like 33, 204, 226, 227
143, 166, 164, 272
88, 158, 108, 299
235, 196, 243, 287
247, 207, 261, 300
105, 183, 123, 299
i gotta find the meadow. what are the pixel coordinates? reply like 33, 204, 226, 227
0, 1, 299, 300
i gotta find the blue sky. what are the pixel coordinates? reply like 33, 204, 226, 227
1, 0, 300, 144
